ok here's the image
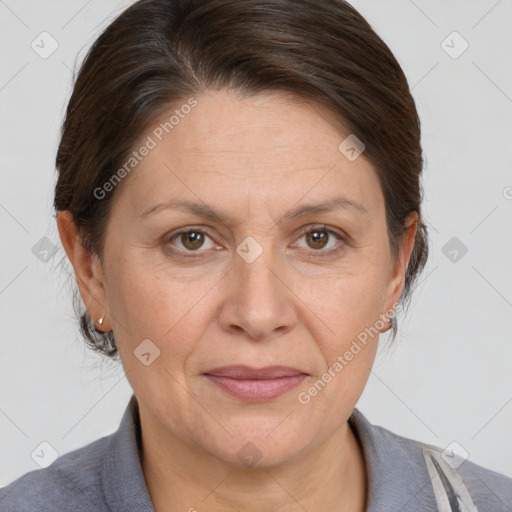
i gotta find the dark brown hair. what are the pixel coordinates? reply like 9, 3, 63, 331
54, 0, 429, 359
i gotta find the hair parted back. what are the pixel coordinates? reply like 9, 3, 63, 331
54, 0, 429, 359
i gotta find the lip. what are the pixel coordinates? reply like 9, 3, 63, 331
203, 365, 308, 401
204, 365, 307, 379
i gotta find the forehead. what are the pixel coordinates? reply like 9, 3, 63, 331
114, 89, 383, 219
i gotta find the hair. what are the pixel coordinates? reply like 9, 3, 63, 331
54, 0, 429, 359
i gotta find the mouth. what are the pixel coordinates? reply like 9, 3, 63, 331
202, 365, 309, 402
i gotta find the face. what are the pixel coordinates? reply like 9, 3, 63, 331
61, 89, 416, 468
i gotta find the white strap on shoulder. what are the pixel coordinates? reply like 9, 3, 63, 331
422, 447, 478, 512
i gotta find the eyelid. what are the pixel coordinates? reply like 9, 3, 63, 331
166, 226, 221, 252
294, 223, 346, 240
165, 224, 348, 255
291, 224, 348, 254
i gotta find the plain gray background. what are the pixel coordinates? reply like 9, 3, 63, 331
1, 0, 511, 487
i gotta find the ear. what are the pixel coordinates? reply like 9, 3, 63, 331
56, 210, 111, 332
383, 211, 418, 315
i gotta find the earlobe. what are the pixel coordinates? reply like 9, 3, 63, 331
56, 210, 110, 331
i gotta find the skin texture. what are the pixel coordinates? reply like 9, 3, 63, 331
57, 89, 418, 512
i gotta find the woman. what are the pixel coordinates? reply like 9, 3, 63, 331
1, 0, 510, 510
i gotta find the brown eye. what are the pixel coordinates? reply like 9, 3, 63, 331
294, 225, 346, 256
167, 229, 216, 253
180, 231, 205, 250
305, 229, 329, 250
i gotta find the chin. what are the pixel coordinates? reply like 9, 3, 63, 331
204, 426, 310, 470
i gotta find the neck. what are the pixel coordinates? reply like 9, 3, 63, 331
139, 409, 367, 512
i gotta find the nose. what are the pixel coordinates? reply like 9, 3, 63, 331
217, 239, 296, 341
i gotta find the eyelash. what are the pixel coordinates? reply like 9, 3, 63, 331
165, 224, 347, 258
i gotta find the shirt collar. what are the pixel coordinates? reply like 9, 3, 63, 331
102, 394, 437, 512
348, 407, 438, 511
102, 394, 155, 512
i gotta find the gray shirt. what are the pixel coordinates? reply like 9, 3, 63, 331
1, 394, 511, 511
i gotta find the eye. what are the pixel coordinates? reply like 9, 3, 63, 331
293, 224, 346, 255
166, 228, 218, 253
165, 224, 347, 257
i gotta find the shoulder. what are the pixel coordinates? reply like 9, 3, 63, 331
454, 454, 512, 511
374, 420, 512, 511
0, 435, 112, 512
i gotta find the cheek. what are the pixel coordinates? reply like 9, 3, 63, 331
107, 235, 389, 363
106, 257, 216, 362
294, 272, 384, 415
293, 263, 388, 347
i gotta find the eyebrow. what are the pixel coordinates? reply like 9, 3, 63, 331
139, 195, 368, 224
